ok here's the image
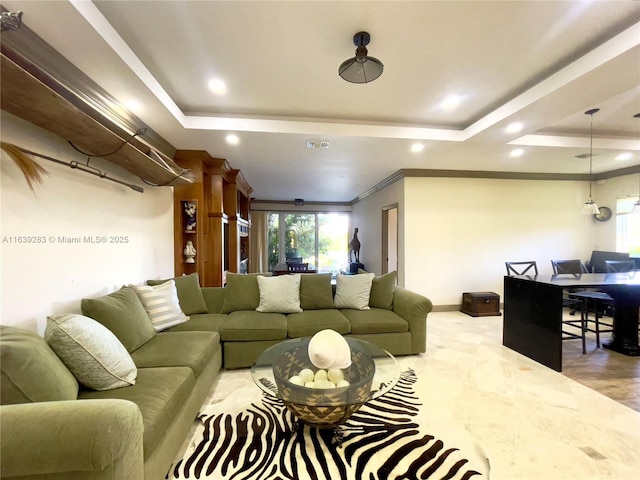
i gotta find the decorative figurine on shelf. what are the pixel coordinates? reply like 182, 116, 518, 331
184, 240, 196, 263
183, 201, 197, 233
349, 227, 361, 263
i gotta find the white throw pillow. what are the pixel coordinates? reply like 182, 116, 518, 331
256, 274, 303, 313
334, 273, 375, 310
45, 314, 137, 390
131, 280, 189, 331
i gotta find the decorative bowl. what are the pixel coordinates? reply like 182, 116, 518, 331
273, 341, 375, 428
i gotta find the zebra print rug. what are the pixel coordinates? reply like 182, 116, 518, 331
168, 370, 489, 480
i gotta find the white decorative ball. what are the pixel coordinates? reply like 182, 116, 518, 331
288, 375, 304, 386
299, 369, 315, 383
314, 369, 328, 381
315, 379, 335, 389
328, 368, 344, 384
304, 381, 315, 388
336, 379, 350, 388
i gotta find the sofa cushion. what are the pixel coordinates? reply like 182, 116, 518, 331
130, 331, 219, 378
300, 273, 335, 310
286, 310, 351, 338
0, 326, 78, 405
79, 366, 194, 460
132, 280, 189, 331
164, 313, 227, 333
369, 271, 397, 310
81, 287, 155, 352
333, 273, 375, 310
256, 274, 302, 313
147, 273, 208, 315
219, 311, 287, 341
340, 308, 409, 334
221, 273, 266, 313
45, 314, 137, 391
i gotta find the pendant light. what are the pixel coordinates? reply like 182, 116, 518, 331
582, 108, 600, 215
338, 32, 384, 84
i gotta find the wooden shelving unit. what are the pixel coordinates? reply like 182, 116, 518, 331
173, 150, 252, 286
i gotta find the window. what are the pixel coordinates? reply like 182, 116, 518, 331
616, 196, 640, 256
267, 212, 349, 274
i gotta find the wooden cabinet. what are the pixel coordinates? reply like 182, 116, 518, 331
173, 150, 252, 286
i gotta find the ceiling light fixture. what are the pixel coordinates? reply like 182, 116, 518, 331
411, 143, 424, 153
616, 152, 633, 161
338, 31, 383, 84
505, 122, 523, 134
441, 94, 462, 110
226, 134, 239, 145
208, 78, 227, 95
510, 148, 524, 158
582, 108, 600, 215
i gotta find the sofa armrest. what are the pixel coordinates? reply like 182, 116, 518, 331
1, 399, 144, 479
201, 287, 225, 313
392, 286, 433, 354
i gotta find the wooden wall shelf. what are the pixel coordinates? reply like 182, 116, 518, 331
0, 8, 193, 187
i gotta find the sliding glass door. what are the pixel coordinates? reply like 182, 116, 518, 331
267, 212, 349, 274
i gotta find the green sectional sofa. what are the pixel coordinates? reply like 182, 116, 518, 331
160, 271, 433, 369
0, 271, 431, 480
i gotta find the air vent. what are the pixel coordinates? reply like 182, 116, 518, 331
306, 140, 330, 149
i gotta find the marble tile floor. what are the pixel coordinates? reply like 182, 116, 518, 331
174, 311, 640, 480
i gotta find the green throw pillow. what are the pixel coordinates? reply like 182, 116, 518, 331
81, 287, 155, 352
147, 272, 207, 315
359, 270, 397, 310
0, 326, 79, 405
300, 273, 335, 310
221, 273, 269, 313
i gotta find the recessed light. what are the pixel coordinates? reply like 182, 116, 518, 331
441, 94, 462, 110
615, 152, 632, 161
411, 143, 424, 153
506, 122, 523, 134
208, 78, 227, 95
123, 99, 143, 113
510, 148, 524, 158
226, 134, 239, 145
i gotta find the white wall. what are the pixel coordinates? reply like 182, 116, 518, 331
1, 112, 174, 332
352, 174, 613, 308
351, 179, 404, 284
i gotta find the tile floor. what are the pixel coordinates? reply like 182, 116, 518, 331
176, 311, 640, 480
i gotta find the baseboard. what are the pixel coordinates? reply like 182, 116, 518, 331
431, 304, 504, 312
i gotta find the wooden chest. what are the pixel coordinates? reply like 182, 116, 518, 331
461, 292, 501, 317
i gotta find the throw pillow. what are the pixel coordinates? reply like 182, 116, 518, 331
333, 273, 375, 310
147, 272, 207, 315
132, 280, 190, 331
368, 270, 397, 310
45, 314, 137, 391
0, 326, 79, 405
256, 274, 303, 313
81, 286, 155, 352
300, 273, 335, 310
221, 273, 269, 313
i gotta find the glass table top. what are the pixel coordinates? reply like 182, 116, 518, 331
251, 337, 400, 406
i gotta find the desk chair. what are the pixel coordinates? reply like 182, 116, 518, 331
605, 260, 636, 273
550, 259, 589, 353
552, 259, 612, 349
288, 262, 309, 272
505, 261, 538, 276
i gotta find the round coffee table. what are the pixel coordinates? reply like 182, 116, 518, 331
251, 336, 399, 439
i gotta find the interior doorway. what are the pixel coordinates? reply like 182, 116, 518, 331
382, 204, 398, 274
